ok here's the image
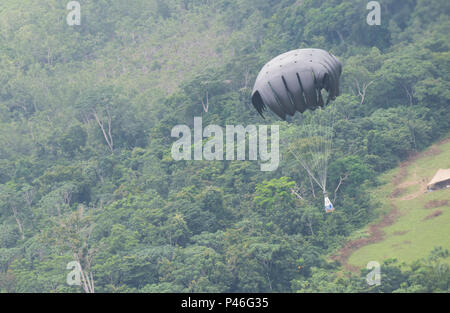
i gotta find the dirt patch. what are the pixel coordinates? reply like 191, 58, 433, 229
390, 167, 428, 201
392, 240, 412, 248
395, 169, 429, 201
399, 184, 427, 201
390, 187, 408, 198
406, 146, 442, 163
423, 210, 443, 221
393, 230, 409, 236
392, 165, 408, 186
330, 206, 401, 272
387, 139, 443, 201
332, 137, 448, 272
425, 200, 449, 209
417, 146, 442, 158
393, 140, 445, 180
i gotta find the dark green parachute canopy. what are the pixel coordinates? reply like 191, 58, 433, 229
251, 48, 342, 119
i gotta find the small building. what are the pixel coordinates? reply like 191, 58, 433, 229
427, 169, 450, 191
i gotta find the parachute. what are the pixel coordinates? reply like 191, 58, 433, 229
251, 48, 342, 120
251, 48, 342, 213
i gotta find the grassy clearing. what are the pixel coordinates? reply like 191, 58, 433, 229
346, 139, 450, 268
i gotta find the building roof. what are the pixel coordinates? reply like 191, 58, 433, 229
428, 169, 450, 187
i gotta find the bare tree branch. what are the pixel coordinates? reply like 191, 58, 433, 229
93, 109, 114, 154
201, 91, 209, 113
353, 78, 376, 105
12, 206, 25, 240
290, 185, 304, 200
334, 173, 350, 202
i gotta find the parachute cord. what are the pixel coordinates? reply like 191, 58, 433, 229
290, 101, 336, 197
288, 147, 324, 191
306, 112, 324, 185
320, 102, 336, 192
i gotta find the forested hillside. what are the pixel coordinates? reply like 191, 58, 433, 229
0, 0, 449, 293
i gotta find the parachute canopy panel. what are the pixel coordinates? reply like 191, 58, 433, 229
251, 48, 342, 120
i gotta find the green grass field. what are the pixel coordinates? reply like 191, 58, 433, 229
347, 139, 450, 268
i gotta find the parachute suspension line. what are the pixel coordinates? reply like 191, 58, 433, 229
288, 101, 336, 212
311, 114, 325, 190
314, 110, 327, 189
300, 104, 335, 194
290, 125, 321, 192
302, 113, 321, 186
321, 103, 336, 192
317, 102, 336, 213
288, 146, 324, 191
